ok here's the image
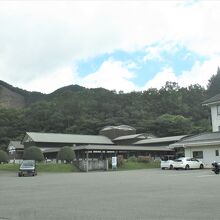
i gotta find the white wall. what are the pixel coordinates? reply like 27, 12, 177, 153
185, 146, 220, 168
211, 105, 220, 132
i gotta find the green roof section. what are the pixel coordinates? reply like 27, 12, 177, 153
202, 93, 220, 105
23, 132, 113, 145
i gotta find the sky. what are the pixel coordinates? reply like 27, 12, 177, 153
1, 0, 220, 94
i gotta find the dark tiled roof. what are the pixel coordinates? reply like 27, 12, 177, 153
170, 132, 220, 148
180, 132, 220, 143
202, 93, 220, 105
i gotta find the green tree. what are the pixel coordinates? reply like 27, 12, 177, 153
57, 146, 75, 163
23, 146, 44, 162
207, 67, 220, 97
151, 114, 192, 137
0, 150, 9, 163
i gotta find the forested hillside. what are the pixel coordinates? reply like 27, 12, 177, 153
1, 70, 220, 150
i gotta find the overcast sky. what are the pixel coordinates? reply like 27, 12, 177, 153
0, 0, 220, 94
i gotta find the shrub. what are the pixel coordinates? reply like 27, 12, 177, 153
137, 156, 152, 163
0, 150, 9, 163
127, 156, 138, 162
23, 146, 44, 162
57, 146, 75, 163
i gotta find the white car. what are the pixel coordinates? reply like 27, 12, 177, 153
173, 157, 204, 170
160, 156, 175, 170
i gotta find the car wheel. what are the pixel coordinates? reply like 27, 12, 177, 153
161, 167, 165, 170
185, 164, 190, 170
214, 169, 220, 174
200, 164, 204, 169
169, 165, 173, 170
18, 173, 21, 177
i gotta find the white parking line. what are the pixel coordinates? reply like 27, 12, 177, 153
197, 174, 217, 178
162, 173, 199, 177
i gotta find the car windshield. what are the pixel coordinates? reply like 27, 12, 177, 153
21, 160, 35, 167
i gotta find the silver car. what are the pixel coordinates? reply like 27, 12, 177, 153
18, 160, 37, 177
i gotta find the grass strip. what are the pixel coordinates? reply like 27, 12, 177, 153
117, 161, 160, 171
0, 163, 79, 172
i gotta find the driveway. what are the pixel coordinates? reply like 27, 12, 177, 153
0, 169, 219, 220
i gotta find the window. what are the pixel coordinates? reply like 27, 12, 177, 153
193, 151, 203, 159
216, 150, 219, 156
217, 105, 220, 115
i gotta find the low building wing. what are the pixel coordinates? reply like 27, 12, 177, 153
170, 132, 220, 148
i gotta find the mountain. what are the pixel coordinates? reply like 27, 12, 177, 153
0, 80, 91, 108
0, 80, 45, 108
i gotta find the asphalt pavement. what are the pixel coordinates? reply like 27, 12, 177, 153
0, 169, 220, 220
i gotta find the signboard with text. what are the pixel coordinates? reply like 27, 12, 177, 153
112, 157, 117, 169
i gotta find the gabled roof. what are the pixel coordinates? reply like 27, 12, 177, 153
113, 134, 147, 141
202, 93, 220, 106
169, 132, 220, 148
22, 132, 113, 145
134, 135, 186, 145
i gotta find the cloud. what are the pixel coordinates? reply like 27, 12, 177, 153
143, 67, 177, 90
0, 1, 220, 92
18, 66, 78, 94
177, 56, 220, 88
144, 56, 220, 90
80, 59, 137, 92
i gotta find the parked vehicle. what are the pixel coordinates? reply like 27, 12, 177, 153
18, 160, 37, 177
160, 155, 175, 170
212, 162, 220, 174
173, 157, 204, 170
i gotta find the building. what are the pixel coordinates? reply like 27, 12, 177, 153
21, 132, 114, 159
7, 141, 24, 163
134, 135, 186, 159
202, 93, 220, 132
169, 132, 220, 167
169, 93, 220, 167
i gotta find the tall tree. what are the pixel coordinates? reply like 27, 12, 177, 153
207, 67, 220, 97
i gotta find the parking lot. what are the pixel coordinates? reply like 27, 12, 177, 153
0, 169, 220, 220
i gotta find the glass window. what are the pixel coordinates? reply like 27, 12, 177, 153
216, 150, 219, 156
193, 151, 203, 159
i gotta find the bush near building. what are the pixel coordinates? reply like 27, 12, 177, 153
57, 146, 75, 163
0, 150, 9, 163
23, 146, 44, 162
